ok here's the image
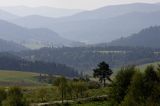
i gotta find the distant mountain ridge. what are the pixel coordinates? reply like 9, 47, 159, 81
0, 9, 18, 20
0, 19, 84, 49
107, 26, 160, 48
61, 3, 160, 20
11, 3, 160, 43
1, 6, 83, 18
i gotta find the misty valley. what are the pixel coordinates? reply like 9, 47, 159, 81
0, 2, 160, 106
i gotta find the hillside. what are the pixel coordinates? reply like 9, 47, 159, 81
17, 46, 160, 72
108, 26, 160, 48
0, 70, 41, 86
0, 38, 27, 52
137, 61, 160, 71
11, 3, 160, 43
0, 53, 78, 77
59, 3, 160, 20
0, 19, 83, 49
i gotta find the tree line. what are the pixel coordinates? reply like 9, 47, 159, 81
17, 46, 160, 72
0, 53, 78, 77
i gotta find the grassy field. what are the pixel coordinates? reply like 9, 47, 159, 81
137, 61, 160, 70
0, 70, 42, 86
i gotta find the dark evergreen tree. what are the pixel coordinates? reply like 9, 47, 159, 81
93, 61, 113, 86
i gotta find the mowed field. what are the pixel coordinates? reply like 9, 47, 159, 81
0, 70, 42, 86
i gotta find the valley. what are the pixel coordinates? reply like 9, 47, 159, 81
0, 1, 160, 106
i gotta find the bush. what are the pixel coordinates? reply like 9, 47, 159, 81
87, 81, 101, 89
120, 71, 144, 106
0, 88, 6, 106
120, 65, 160, 106
110, 66, 136, 104
2, 87, 28, 106
35, 88, 49, 102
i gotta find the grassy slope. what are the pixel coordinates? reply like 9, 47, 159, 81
0, 70, 41, 86
137, 61, 160, 70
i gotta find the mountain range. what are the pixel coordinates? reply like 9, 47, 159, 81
0, 2, 160, 74
0, 19, 83, 49
8, 3, 160, 43
1, 6, 83, 18
0, 9, 18, 20
0, 3, 160, 48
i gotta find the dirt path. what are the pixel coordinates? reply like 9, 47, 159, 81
31, 95, 108, 106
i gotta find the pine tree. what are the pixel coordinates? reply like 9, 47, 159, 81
93, 61, 113, 86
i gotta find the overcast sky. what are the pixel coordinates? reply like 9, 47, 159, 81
0, 0, 160, 10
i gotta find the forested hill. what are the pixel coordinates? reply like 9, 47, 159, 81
0, 53, 78, 77
108, 26, 160, 48
0, 38, 27, 52
17, 46, 160, 72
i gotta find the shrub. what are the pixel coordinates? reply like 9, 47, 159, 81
87, 81, 101, 89
35, 88, 49, 102
120, 65, 160, 106
0, 88, 6, 106
120, 71, 144, 106
110, 66, 136, 104
2, 87, 28, 106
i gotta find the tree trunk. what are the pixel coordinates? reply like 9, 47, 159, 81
62, 89, 64, 104
103, 78, 106, 87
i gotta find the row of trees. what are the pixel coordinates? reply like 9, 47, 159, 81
53, 77, 88, 104
50, 61, 113, 104
18, 46, 160, 71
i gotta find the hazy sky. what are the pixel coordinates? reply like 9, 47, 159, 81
0, 0, 160, 10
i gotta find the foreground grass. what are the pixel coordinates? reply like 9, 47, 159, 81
86, 87, 110, 97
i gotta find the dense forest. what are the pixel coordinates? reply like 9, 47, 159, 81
0, 53, 78, 77
108, 26, 160, 48
17, 46, 160, 72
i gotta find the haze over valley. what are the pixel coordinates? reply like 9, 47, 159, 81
1, 3, 160, 44
0, 1, 160, 105
0, 2, 160, 70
